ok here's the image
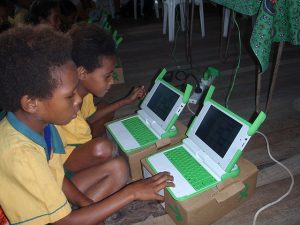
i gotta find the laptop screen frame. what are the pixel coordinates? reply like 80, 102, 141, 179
187, 100, 251, 171
140, 80, 184, 130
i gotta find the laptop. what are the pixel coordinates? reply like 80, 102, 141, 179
106, 68, 192, 153
145, 85, 266, 201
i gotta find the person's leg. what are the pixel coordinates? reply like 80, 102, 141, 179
71, 156, 129, 202
64, 137, 117, 172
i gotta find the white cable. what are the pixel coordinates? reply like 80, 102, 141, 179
187, 102, 195, 115
253, 131, 295, 225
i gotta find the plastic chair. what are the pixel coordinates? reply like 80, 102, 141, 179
163, 0, 230, 42
163, 0, 205, 42
163, 0, 186, 42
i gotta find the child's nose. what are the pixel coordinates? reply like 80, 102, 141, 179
109, 75, 114, 85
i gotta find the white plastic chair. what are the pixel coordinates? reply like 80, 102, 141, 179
163, 0, 230, 42
163, 0, 205, 42
163, 0, 186, 42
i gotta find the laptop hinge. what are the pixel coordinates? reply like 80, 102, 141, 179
137, 110, 164, 137
182, 138, 226, 181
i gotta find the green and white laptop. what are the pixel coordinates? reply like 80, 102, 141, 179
106, 68, 192, 153
145, 85, 266, 201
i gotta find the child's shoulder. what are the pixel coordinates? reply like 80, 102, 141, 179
0, 117, 44, 156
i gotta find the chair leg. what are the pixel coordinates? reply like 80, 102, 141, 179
224, 10, 234, 59
179, 2, 185, 31
134, 0, 137, 19
169, 2, 176, 41
154, 0, 160, 18
220, 7, 231, 60
223, 8, 230, 37
256, 68, 263, 113
163, 2, 168, 34
265, 42, 285, 113
198, 0, 205, 37
141, 0, 144, 16
109, 0, 115, 18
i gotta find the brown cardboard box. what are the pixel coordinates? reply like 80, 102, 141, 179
112, 57, 125, 84
141, 157, 258, 225
112, 120, 187, 181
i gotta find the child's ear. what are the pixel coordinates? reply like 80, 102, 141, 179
20, 95, 38, 113
77, 66, 88, 80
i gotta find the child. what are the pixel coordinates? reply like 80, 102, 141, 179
28, 0, 61, 30
0, 25, 173, 225
56, 22, 146, 174
59, 0, 78, 32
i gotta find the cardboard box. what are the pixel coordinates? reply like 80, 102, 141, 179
112, 57, 125, 84
141, 157, 258, 225
110, 120, 187, 181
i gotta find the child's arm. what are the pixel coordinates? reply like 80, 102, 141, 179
52, 172, 173, 225
87, 86, 146, 137
62, 177, 94, 207
87, 86, 146, 124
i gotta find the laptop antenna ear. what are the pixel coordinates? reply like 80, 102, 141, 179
247, 111, 266, 136
156, 68, 167, 80
204, 85, 215, 103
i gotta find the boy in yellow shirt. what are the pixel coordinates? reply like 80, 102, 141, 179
0, 25, 173, 225
56, 22, 146, 176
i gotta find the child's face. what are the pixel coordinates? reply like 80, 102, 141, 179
83, 56, 116, 98
37, 61, 81, 125
42, 7, 61, 31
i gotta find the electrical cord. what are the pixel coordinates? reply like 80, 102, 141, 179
187, 102, 196, 115
253, 131, 295, 225
170, 8, 181, 68
225, 11, 241, 108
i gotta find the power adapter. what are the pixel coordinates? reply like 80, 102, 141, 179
189, 86, 203, 104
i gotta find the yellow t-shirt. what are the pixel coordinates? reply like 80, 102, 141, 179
0, 114, 71, 225
56, 93, 97, 162
13, 8, 29, 26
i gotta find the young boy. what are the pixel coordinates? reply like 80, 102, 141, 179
56, 22, 146, 174
0, 25, 173, 225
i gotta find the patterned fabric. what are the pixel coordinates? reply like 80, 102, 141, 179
211, 0, 300, 72
210, 0, 262, 15
250, 0, 300, 72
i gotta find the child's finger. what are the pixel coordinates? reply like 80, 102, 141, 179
154, 193, 165, 201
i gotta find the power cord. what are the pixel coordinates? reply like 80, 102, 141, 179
187, 102, 196, 115
225, 11, 241, 108
253, 131, 295, 225
170, 8, 181, 68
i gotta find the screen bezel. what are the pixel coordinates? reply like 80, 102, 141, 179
187, 101, 250, 171
140, 81, 183, 130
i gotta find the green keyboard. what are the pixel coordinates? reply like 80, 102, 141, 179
164, 146, 218, 191
122, 116, 158, 146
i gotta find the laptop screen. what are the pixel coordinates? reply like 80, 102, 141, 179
195, 105, 242, 158
147, 83, 180, 121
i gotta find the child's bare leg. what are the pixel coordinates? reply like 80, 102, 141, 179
71, 156, 129, 202
65, 137, 116, 172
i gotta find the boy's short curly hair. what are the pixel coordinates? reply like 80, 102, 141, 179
0, 25, 73, 112
67, 22, 116, 73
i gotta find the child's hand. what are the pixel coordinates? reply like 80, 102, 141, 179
127, 172, 174, 201
124, 86, 146, 105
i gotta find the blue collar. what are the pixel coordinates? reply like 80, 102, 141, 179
6, 112, 65, 160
